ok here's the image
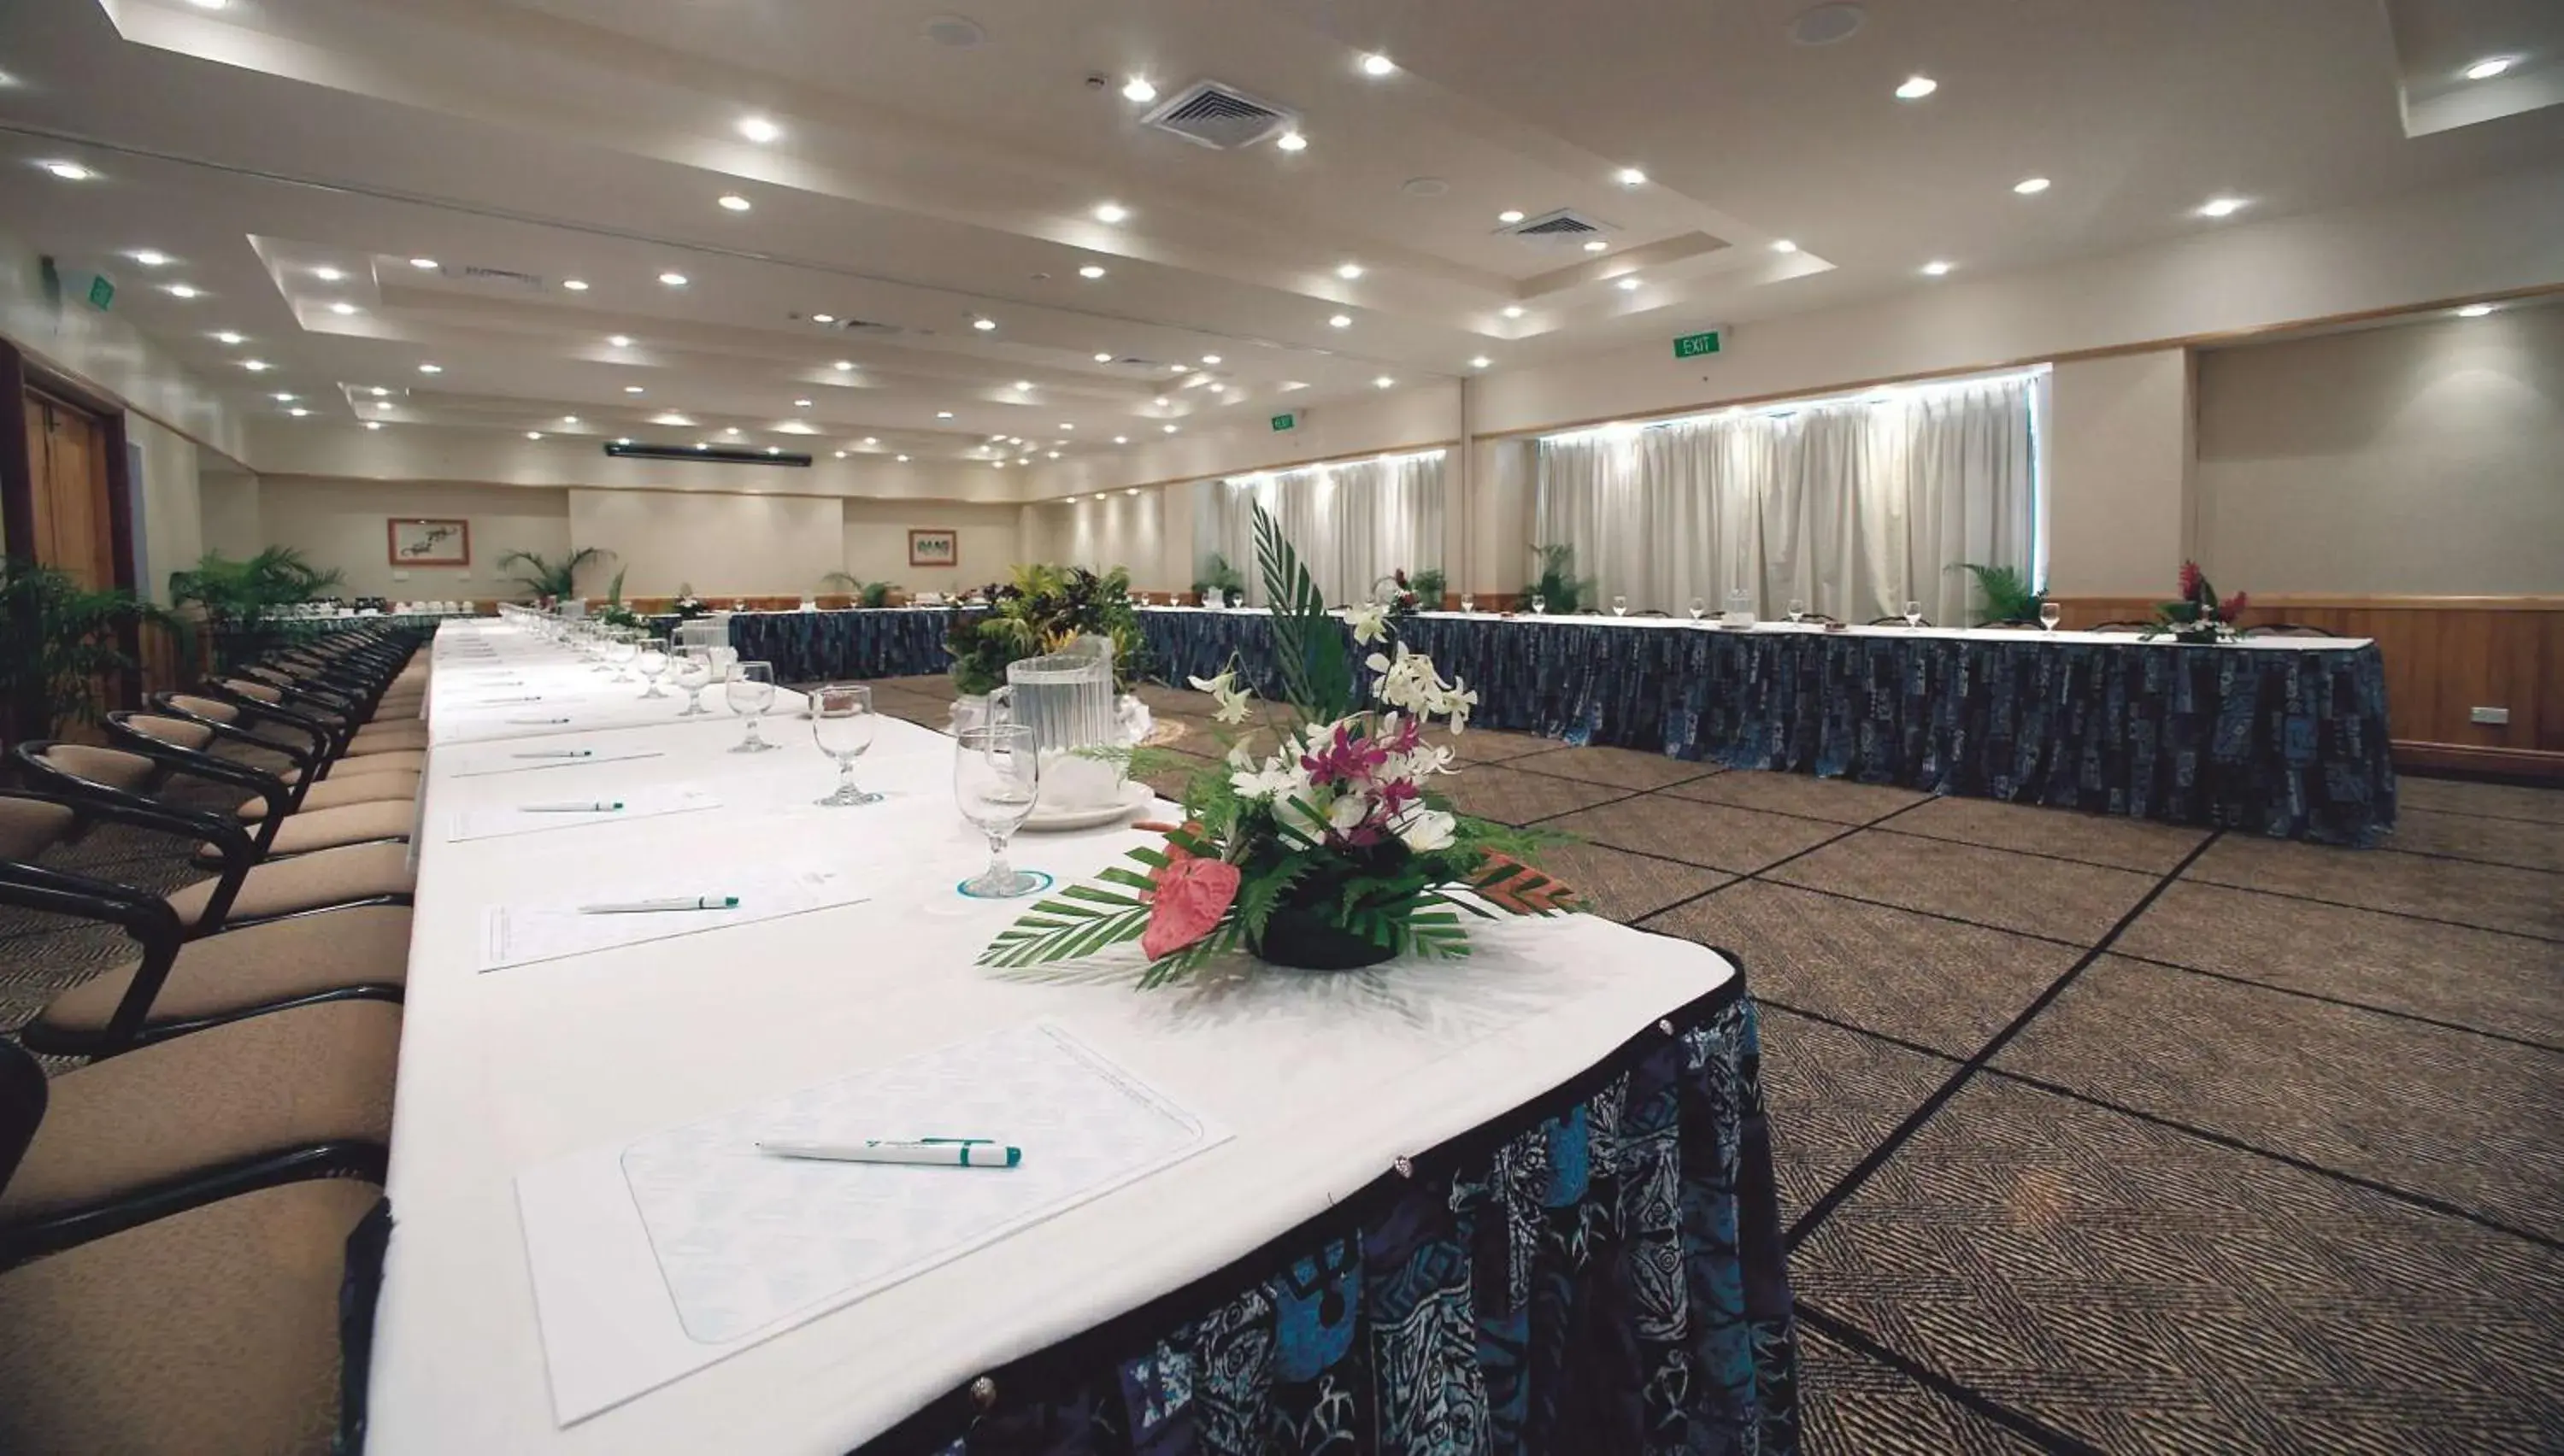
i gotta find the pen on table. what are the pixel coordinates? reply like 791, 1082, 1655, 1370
510, 749, 593, 759
756, 1137, 1022, 1169
576, 895, 738, 913
507, 715, 573, 725
520, 801, 623, 813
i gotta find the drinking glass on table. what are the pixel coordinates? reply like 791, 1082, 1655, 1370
725, 660, 779, 753
809, 684, 884, 807
604, 629, 640, 680
955, 724, 1044, 898
1689, 597, 1707, 621
635, 637, 672, 698
672, 647, 715, 715
2039, 602, 2063, 632
1611, 594, 1628, 617
1903, 600, 1924, 630
1530, 594, 1547, 615
1459, 593, 1475, 614
1787, 598, 1808, 625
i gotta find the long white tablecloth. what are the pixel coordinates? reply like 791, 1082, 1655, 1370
368, 621, 1735, 1453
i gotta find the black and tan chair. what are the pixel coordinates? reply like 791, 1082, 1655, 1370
2242, 623, 2340, 637
0, 1036, 385, 1456
2088, 619, 2152, 633
101, 714, 414, 866
12, 743, 413, 938
0, 797, 406, 1057
150, 692, 423, 825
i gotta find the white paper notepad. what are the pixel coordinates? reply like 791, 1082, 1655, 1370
515, 1020, 1226, 1423
448, 745, 667, 778
447, 786, 720, 843
478, 863, 867, 971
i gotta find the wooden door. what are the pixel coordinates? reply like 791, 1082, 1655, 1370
26, 394, 116, 589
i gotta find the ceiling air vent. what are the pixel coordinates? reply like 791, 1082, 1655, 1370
1143, 80, 1297, 150
442, 263, 547, 291
1501, 209, 1614, 246
821, 317, 914, 338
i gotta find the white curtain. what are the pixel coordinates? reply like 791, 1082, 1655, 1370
1193, 450, 1446, 605
1532, 372, 2041, 625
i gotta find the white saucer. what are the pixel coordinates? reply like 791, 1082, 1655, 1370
1018, 780, 1156, 832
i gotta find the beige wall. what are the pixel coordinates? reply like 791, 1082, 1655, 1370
2047, 350, 2193, 597
567, 489, 837, 598
2195, 306, 2564, 595
0, 225, 247, 464
126, 413, 203, 604
1036, 490, 1171, 587
200, 472, 262, 558
257, 478, 571, 599
840, 499, 1022, 591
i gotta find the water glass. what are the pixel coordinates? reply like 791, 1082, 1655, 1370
604, 629, 639, 680
1531, 594, 1547, 615
1903, 600, 1925, 630
955, 724, 1044, 899
2039, 602, 2063, 632
1460, 593, 1475, 614
672, 647, 715, 715
725, 660, 779, 753
1611, 594, 1628, 617
810, 683, 883, 806
635, 637, 671, 698
1787, 598, 1808, 625
1688, 597, 1707, 621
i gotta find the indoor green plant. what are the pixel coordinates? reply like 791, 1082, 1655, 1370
1958, 563, 2044, 625
496, 545, 613, 603
945, 563, 1144, 696
978, 509, 1579, 983
1191, 553, 1247, 603
821, 572, 896, 608
3, 557, 191, 742
167, 545, 344, 669
1524, 543, 1593, 614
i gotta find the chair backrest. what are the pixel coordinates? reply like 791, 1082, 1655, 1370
225, 678, 285, 704
0, 796, 76, 862
2089, 619, 2150, 633
27, 743, 159, 794
165, 694, 242, 725
2244, 623, 2339, 637
113, 714, 218, 754
0, 1036, 44, 1203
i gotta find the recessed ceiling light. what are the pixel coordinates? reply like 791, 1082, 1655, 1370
39, 161, 93, 181
1583, 239, 1609, 253
972, 317, 997, 332
738, 115, 781, 144
1335, 263, 1364, 281
365, 421, 383, 432
1077, 265, 1107, 279
214, 331, 244, 344
1328, 314, 1352, 328
1920, 260, 1953, 276
897, 454, 909, 461
695, 443, 709, 450
617, 437, 632, 446
1153, 396, 1170, 407
1093, 202, 1129, 223
409, 257, 438, 270
724, 426, 741, 435
328, 302, 357, 315
1616, 277, 1642, 291
309, 264, 341, 281
1498, 209, 1525, 224
562, 279, 589, 291
606, 334, 632, 349
166, 284, 200, 299
1114, 434, 1129, 444
1048, 450, 1061, 460
936, 410, 954, 419
1201, 354, 1223, 365
526, 432, 543, 440
1060, 422, 1076, 430
862, 436, 879, 444
2456, 302, 2496, 317
810, 313, 835, 324
2462, 56, 2518, 81
833, 449, 847, 459
369, 386, 389, 396
1373, 375, 1396, 388
1895, 75, 1938, 100
2013, 177, 2051, 195
2196, 197, 2248, 219
1163, 424, 1179, 433
1360, 53, 1397, 76
287, 407, 310, 417
272, 392, 296, 402
621, 386, 645, 397
562, 414, 579, 424
794, 398, 813, 408
833, 360, 854, 371
1616, 167, 1647, 187
1274, 131, 1308, 152
241, 358, 271, 371
658, 272, 688, 286
717, 193, 751, 212
1094, 351, 1114, 363
1120, 76, 1156, 103
1502, 304, 1525, 319
766, 446, 781, 455
993, 461, 1006, 470
417, 362, 441, 373
1772, 239, 1799, 254
1471, 355, 1491, 368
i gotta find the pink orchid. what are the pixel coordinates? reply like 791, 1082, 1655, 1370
1141, 847, 1241, 961
1301, 723, 1390, 788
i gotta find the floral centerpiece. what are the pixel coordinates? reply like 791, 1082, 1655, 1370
668, 583, 713, 620
946, 563, 1145, 696
979, 508, 1580, 984
1371, 567, 1446, 619
2147, 560, 2248, 644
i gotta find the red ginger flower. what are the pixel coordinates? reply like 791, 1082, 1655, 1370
2220, 590, 2249, 620
2178, 560, 2204, 600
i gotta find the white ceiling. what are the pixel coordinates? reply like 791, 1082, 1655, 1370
0, 0, 2557, 478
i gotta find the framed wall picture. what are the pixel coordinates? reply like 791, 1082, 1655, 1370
908, 528, 958, 568
388, 518, 471, 567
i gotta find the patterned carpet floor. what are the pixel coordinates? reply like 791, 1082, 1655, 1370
7, 678, 2560, 1453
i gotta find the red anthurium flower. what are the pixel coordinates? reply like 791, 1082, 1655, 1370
1141, 854, 1241, 960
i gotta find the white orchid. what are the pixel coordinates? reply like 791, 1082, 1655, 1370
1327, 790, 1372, 835
1187, 668, 1255, 724
1393, 807, 1457, 853
1367, 643, 1474, 729
1348, 602, 1391, 645
1230, 757, 1303, 803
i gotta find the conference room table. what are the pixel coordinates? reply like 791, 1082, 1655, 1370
364, 619, 1798, 1453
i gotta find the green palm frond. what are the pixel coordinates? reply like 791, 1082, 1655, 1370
1253, 504, 1356, 720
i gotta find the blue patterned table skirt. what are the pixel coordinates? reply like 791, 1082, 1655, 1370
867, 974, 1797, 1456
1138, 611, 2397, 845
675, 608, 963, 684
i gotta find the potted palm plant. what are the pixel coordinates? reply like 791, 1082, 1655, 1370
3, 557, 190, 746
496, 546, 614, 605
167, 546, 344, 669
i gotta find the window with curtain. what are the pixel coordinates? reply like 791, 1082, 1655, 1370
1192, 450, 1447, 605
1532, 370, 2044, 625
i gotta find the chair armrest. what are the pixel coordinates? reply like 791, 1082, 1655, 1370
0, 863, 185, 1054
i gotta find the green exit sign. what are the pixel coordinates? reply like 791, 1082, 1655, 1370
85, 273, 115, 311
1673, 328, 1723, 359
1270, 410, 1299, 432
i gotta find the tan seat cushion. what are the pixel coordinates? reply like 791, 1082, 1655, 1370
318, 750, 428, 780
0, 798, 76, 861
211, 799, 414, 860
350, 720, 429, 745
0, 999, 399, 1220
166, 841, 415, 929
0, 1177, 378, 1456
35, 905, 411, 1039
238, 772, 419, 822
